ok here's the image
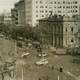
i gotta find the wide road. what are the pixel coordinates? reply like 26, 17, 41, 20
16, 48, 80, 80
0, 35, 80, 80
0, 36, 17, 80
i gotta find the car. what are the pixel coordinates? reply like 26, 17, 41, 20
21, 52, 30, 58
0, 34, 4, 38
35, 58, 48, 65
38, 53, 48, 57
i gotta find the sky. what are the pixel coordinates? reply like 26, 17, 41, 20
0, 0, 19, 13
0, 0, 79, 13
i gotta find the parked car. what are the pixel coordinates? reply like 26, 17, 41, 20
21, 52, 30, 58
0, 34, 4, 38
35, 58, 48, 65
38, 52, 48, 57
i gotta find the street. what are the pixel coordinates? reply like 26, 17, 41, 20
0, 36, 80, 80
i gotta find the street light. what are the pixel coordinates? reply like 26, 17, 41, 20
21, 56, 24, 80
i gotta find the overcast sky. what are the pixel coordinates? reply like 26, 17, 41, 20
0, 0, 79, 13
0, 0, 19, 13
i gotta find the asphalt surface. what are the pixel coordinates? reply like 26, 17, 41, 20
0, 36, 80, 80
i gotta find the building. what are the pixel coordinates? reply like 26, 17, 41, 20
13, 0, 79, 26
0, 14, 4, 24
52, 0, 79, 16
25, 0, 79, 26
11, 0, 25, 26
63, 15, 80, 48
38, 15, 80, 48
11, 8, 17, 26
0, 12, 11, 25
3, 12, 12, 25
17, 0, 53, 26
38, 15, 63, 48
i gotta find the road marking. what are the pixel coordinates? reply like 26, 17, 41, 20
58, 75, 60, 80
64, 70, 79, 80
77, 76, 80, 80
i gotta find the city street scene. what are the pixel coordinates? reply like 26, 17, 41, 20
0, 0, 80, 80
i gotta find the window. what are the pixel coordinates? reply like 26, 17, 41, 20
36, 15, 38, 17
50, 2, 53, 4
58, 11, 61, 13
65, 28, 67, 32
36, 6, 38, 8
75, 6, 78, 8
58, 6, 61, 8
58, 2, 60, 4
42, 15, 44, 17
75, 1, 77, 4
71, 39, 74, 42
45, 6, 47, 8
71, 6, 72, 8
66, 6, 70, 8
63, 1, 65, 4
45, 10, 47, 13
40, 6, 44, 8
36, 1, 38, 4
67, 2, 70, 4
54, 1, 56, 4
41, 11, 44, 13
63, 6, 65, 8
71, 27, 73, 32
40, 1, 42, 4
36, 10, 38, 13
75, 10, 78, 12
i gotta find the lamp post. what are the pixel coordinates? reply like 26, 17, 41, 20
21, 56, 24, 80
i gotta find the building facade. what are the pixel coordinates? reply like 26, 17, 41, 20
11, 0, 25, 26
25, 0, 79, 26
0, 12, 11, 25
63, 15, 80, 48
38, 15, 63, 48
13, 0, 79, 26
38, 15, 80, 48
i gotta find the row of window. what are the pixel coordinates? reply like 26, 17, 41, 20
36, 6, 48, 8
35, 9, 78, 14
57, 10, 78, 13
36, 15, 47, 18
36, 10, 51, 13
36, 6, 78, 9
36, 1, 78, 4
55, 6, 78, 8
54, 1, 78, 4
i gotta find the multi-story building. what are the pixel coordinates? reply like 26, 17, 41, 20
11, 8, 17, 26
52, 0, 79, 16
3, 12, 12, 25
0, 12, 12, 25
25, 0, 79, 26
38, 15, 80, 48
63, 15, 80, 48
11, 0, 25, 26
0, 14, 4, 24
24, 0, 53, 26
13, 0, 79, 26
38, 15, 63, 48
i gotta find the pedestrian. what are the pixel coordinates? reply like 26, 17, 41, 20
38, 77, 41, 80
46, 75, 49, 80
59, 66, 63, 72
51, 65, 54, 70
